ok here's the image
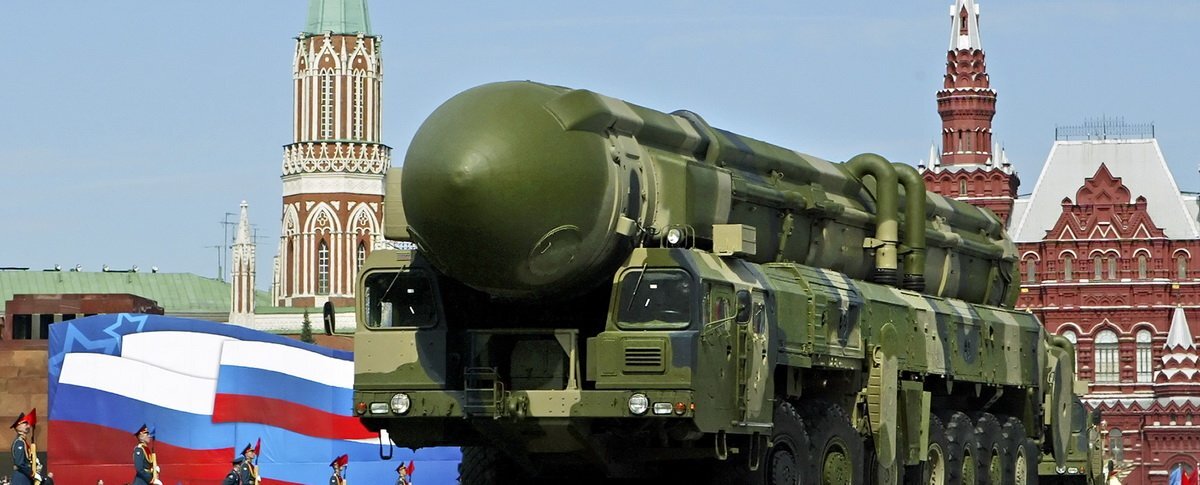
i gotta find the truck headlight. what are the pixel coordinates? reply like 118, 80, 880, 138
666, 228, 683, 245
628, 393, 649, 415
391, 393, 411, 415
1056, 465, 1066, 474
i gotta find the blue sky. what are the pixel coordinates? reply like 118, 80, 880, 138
2, 1, 1197, 287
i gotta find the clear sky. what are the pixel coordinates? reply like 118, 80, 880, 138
2, 1, 1197, 287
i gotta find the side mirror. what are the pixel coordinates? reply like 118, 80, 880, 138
322, 301, 336, 336
735, 290, 751, 324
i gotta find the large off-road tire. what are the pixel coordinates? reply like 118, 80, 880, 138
459, 446, 519, 485
804, 401, 865, 485
1001, 417, 1038, 485
943, 412, 978, 485
742, 400, 812, 485
906, 413, 948, 485
972, 413, 1004, 485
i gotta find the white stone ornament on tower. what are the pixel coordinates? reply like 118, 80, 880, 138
230, 201, 257, 325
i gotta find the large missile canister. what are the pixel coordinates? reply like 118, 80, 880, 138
396, 81, 1019, 306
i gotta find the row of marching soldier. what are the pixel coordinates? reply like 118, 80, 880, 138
11, 413, 416, 485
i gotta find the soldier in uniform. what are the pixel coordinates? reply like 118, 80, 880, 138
395, 461, 413, 485
131, 425, 161, 485
221, 457, 244, 485
328, 454, 348, 485
236, 443, 260, 484
9, 410, 40, 485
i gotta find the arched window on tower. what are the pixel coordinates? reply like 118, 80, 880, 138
959, 179, 967, 197
357, 241, 367, 273
1138, 254, 1148, 280
317, 240, 330, 295
1063, 254, 1074, 281
1094, 255, 1103, 281
1136, 329, 1153, 383
1178, 253, 1189, 280
320, 71, 334, 139
353, 73, 364, 140
1108, 254, 1118, 280
1095, 330, 1119, 384
1024, 257, 1037, 283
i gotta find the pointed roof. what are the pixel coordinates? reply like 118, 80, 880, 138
1155, 307, 1200, 389
948, 0, 983, 51
235, 201, 252, 246
305, 0, 372, 36
1167, 306, 1194, 350
1009, 139, 1198, 241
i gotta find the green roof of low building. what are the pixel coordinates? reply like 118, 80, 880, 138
0, 270, 271, 317
305, 0, 372, 35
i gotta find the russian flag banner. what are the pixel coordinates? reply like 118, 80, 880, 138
48, 313, 461, 485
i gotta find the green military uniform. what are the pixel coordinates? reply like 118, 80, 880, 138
10, 411, 36, 485
131, 425, 154, 485
236, 443, 257, 484
222, 457, 244, 485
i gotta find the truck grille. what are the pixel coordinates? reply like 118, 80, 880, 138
623, 345, 665, 373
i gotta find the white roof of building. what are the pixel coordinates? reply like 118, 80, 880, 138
1008, 139, 1199, 241
949, 0, 983, 51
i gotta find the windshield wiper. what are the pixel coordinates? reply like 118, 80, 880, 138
625, 264, 649, 311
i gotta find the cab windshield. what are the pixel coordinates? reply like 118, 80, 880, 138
616, 269, 692, 327
364, 271, 438, 328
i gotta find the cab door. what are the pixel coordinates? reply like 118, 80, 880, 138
694, 282, 738, 432
739, 290, 772, 425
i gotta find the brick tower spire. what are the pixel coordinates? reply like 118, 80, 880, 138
275, 0, 387, 308
921, 0, 1019, 225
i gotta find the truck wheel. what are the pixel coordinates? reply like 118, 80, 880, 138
805, 401, 864, 485
770, 401, 811, 484
906, 413, 948, 485
1000, 417, 1038, 485
943, 412, 978, 485
973, 413, 1003, 485
459, 446, 517, 485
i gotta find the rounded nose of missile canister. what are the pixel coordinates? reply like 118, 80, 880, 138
402, 82, 620, 299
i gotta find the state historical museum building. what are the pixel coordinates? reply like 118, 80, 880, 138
923, 1, 1200, 483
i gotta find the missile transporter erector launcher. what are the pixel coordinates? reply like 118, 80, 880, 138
353, 82, 1096, 484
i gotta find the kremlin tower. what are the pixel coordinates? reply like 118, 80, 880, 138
921, 0, 1018, 225
274, 0, 388, 308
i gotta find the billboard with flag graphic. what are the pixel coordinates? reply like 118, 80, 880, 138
48, 313, 461, 484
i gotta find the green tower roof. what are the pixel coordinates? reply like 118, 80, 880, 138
305, 0, 372, 35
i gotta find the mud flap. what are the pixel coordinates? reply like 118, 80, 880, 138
868, 323, 899, 465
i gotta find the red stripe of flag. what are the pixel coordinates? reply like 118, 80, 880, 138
212, 393, 375, 440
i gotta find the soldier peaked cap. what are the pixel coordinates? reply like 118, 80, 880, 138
133, 424, 149, 436
242, 443, 254, 455
10, 408, 36, 429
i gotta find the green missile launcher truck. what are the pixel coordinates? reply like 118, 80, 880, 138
352, 81, 1095, 484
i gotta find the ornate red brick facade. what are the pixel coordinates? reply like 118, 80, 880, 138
921, 3, 1200, 482
1014, 162, 1200, 484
